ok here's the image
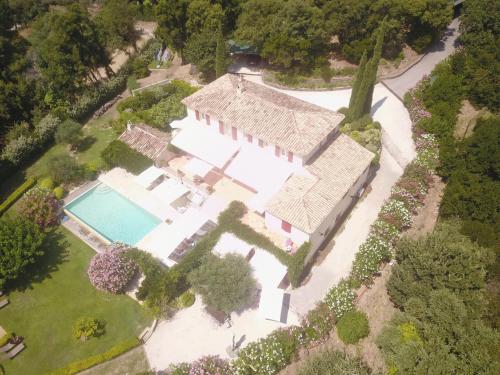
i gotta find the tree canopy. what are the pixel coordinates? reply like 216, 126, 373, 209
0, 217, 46, 289
96, 0, 137, 51
188, 254, 257, 313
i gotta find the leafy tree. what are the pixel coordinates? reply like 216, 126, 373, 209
72, 317, 105, 341
0, 217, 46, 289
184, 32, 218, 81
96, 0, 137, 51
186, 0, 223, 36
236, 0, 329, 68
7, 0, 48, 26
55, 119, 82, 149
387, 221, 494, 315
155, 0, 189, 60
47, 154, 85, 184
297, 349, 372, 375
188, 254, 257, 313
101, 140, 153, 174
215, 26, 229, 78
31, 4, 111, 103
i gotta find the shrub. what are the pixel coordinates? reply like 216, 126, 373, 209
188, 254, 257, 313
351, 235, 392, 287
53, 186, 65, 199
39, 177, 55, 190
46, 337, 140, 375
127, 76, 139, 92
324, 279, 356, 320
35, 113, 62, 144
47, 154, 85, 185
101, 140, 153, 174
0, 178, 36, 215
72, 317, 105, 341
175, 290, 195, 308
296, 349, 372, 375
302, 302, 336, 343
88, 243, 137, 294
55, 119, 82, 148
287, 242, 310, 288
336, 310, 369, 344
17, 187, 60, 229
1, 134, 36, 164
166, 356, 232, 375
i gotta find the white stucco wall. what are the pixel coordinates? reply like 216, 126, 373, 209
264, 212, 310, 247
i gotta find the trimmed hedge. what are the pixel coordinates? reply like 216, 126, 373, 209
45, 337, 140, 375
101, 140, 153, 175
0, 178, 36, 216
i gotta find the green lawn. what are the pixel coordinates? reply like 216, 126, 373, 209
0, 227, 151, 375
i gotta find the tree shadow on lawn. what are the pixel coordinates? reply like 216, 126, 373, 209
76, 136, 97, 153
7, 230, 70, 293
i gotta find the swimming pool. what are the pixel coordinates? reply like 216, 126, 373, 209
65, 184, 161, 245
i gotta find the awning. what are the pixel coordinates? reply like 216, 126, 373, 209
151, 178, 190, 206
184, 157, 213, 178
249, 249, 288, 289
213, 233, 254, 258
135, 166, 165, 188
136, 207, 211, 266
171, 124, 240, 169
258, 288, 285, 321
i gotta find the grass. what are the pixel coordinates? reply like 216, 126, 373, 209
81, 347, 150, 375
0, 227, 151, 375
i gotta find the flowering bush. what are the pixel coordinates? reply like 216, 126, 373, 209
301, 302, 336, 343
324, 280, 356, 320
390, 186, 420, 213
351, 235, 392, 286
35, 113, 62, 144
370, 220, 399, 245
166, 356, 232, 375
88, 243, 137, 293
379, 200, 412, 231
233, 330, 292, 375
17, 187, 60, 229
1, 135, 36, 164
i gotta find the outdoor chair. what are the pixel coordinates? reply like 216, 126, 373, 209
0, 299, 9, 309
6, 343, 24, 359
0, 342, 15, 353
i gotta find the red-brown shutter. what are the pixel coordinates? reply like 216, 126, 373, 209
195, 110, 200, 121
232, 126, 238, 140
281, 220, 292, 233
206, 114, 210, 125
258, 139, 264, 148
275, 145, 281, 157
247, 134, 253, 143
219, 121, 224, 134
288, 151, 293, 163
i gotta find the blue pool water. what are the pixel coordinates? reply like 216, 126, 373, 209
65, 184, 161, 245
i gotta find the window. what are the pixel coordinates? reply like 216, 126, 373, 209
258, 139, 264, 148
206, 114, 211, 125
247, 134, 253, 143
219, 121, 224, 134
195, 110, 200, 121
232, 126, 238, 140
287, 151, 294, 163
281, 220, 291, 233
275, 145, 281, 157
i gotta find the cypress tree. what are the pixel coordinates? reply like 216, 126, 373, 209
215, 25, 228, 79
348, 50, 367, 111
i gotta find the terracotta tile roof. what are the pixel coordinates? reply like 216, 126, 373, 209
265, 134, 374, 233
119, 123, 170, 161
182, 74, 344, 156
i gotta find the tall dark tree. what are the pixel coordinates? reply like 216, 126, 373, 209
31, 5, 111, 104
155, 0, 189, 60
215, 26, 229, 78
348, 50, 367, 110
96, 0, 137, 51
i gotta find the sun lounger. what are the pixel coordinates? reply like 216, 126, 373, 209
0, 299, 9, 309
6, 343, 25, 359
0, 342, 15, 353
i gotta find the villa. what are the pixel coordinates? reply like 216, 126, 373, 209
170, 74, 375, 260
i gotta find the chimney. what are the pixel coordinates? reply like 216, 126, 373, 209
127, 121, 134, 131
236, 74, 245, 94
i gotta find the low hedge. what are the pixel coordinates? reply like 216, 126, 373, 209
0, 178, 36, 216
45, 337, 140, 375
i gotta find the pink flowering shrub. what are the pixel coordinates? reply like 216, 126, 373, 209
17, 187, 60, 229
88, 243, 136, 293
167, 356, 232, 375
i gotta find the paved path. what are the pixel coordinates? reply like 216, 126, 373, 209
384, 18, 460, 98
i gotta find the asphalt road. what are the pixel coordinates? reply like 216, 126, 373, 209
384, 18, 460, 98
